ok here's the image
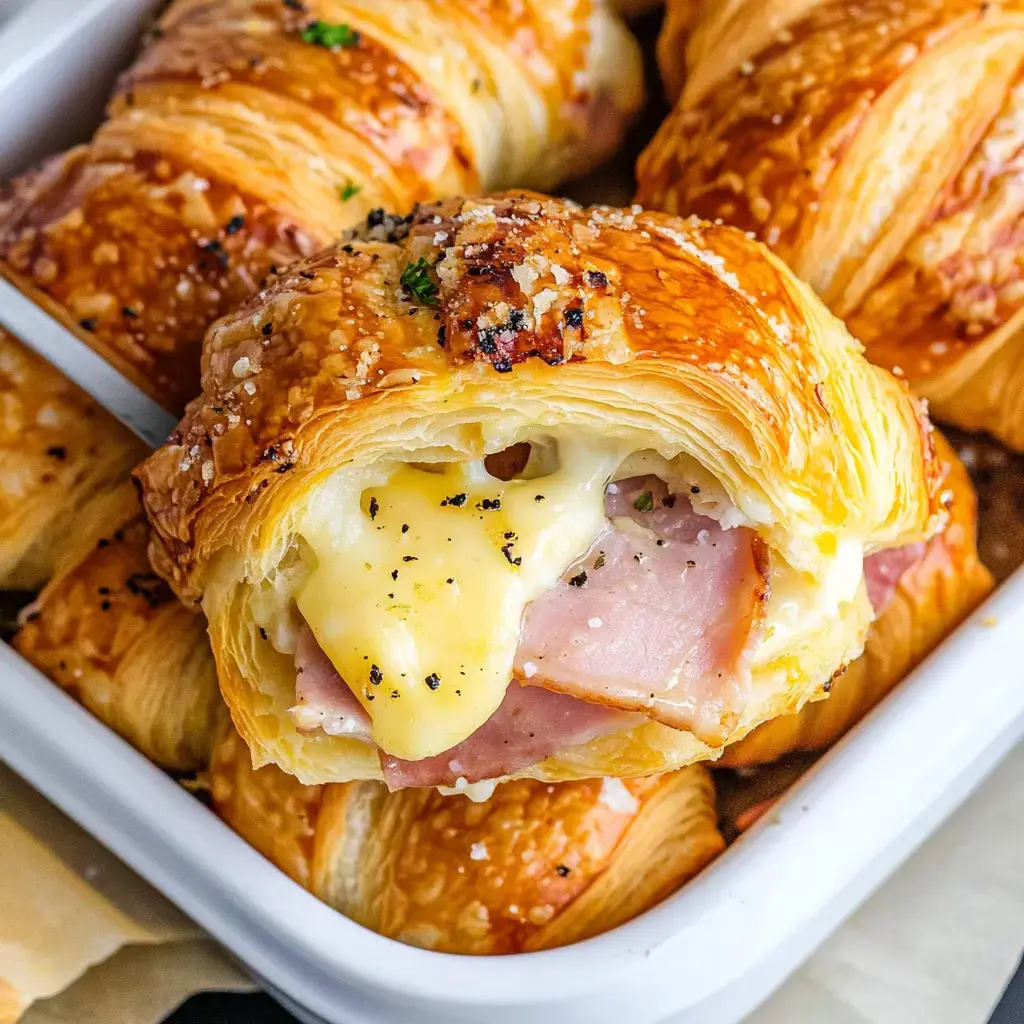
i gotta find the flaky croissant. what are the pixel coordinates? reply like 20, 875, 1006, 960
13, 485, 222, 772
0, 0, 642, 587
721, 432, 992, 766
137, 191, 940, 789
636, 0, 1024, 449
209, 720, 724, 953
0, 328, 145, 589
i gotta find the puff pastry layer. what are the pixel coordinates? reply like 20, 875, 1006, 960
637, 0, 1024, 449
137, 191, 941, 786
209, 720, 724, 953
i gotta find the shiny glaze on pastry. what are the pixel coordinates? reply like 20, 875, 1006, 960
637, 0, 1024, 449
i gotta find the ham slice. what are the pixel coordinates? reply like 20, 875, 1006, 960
380, 682, 638, 790
514, 476, 768, 747
863, 543, 927, 616
290, 624, 373, 740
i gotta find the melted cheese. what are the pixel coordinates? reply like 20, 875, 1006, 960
294, 437, 627, 760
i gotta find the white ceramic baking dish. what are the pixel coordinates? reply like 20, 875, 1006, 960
1, 3, 1023, 1022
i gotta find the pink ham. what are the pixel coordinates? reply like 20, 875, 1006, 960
380, 682, 639, 790
291, 625, 373, 740
514, 476, 768, 747
863, 543, 927, 616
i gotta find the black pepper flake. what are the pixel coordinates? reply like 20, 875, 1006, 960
501, 543, 522, 567
402, 555, 418, 562
568, 570, 588, 588
259, 627, 268, 640
446, 577, 454, 584
663, 495, 677, 508
478, 498, 501, 510
79, 318, 97, 332
594, 553, 606, 570
262, 322, 273, 336
283, 0, 306, 8
460, 318, 474, 330
300, 270, 315, 280
656, 539, 666, 547
686, 560, 696, 567
690, 485, 700, 494
391, 569, 399, 581
368, 496, 379, 520
584, 270, 609, 289
225, 214, 245, 235
436, 324, 446, 348
122, 305, 139, 318
441, 493, 467, 507
370, 664, 383, 686
492, 358, 513, 373
563, 307, 583, 328
503, 531, 516, 540
425, 672, 441, 690
401, 524, 409, 533
97, 538, 109, 549
455, 689, 462, 695
342, 244, 354, 254
366, 692, 375, 701
633, 491, 655, 513
46, 445, 67, 460
200, 239, 229, 268
100, 600, 112, 611
555, 865, 571, 877
823, 680, 833, 694
391, 690, 400, 699
535, 494, 545, 502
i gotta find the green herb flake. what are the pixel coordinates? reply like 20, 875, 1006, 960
400, 257, 439, 306
633, 490, 655, 513
339, 179, 362, 201
300, 20, 360, 48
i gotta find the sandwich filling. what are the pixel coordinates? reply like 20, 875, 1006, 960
251, 433, 919, 789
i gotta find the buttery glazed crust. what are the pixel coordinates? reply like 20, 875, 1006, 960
0, 329, 146, 589
722, 433, 993, 766
209, 721, 724, 953
0, 0, 642, 413
637, 0, 1024, 449
137, 191, 941, 784
13, 486, 222, 772
0, 0, 641, 599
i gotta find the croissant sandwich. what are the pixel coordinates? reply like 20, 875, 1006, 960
136, 191, 941, 788
209, 720, 724, 953
13, 485, 222, 773
722, 431, 992, 766
0, 0, 642, 588
637, 0, 1024, 450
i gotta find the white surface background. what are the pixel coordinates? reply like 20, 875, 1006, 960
748, 740, 1024, 1023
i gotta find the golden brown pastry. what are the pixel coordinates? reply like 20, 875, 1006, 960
209, 721, 724, 953
1, 0, 642, 411
137, 191, 941, 788
13, 485, 221, 772
637, 0, 1024, 449
0, 0, 642, 589
721, 432, 993, 766
0, 328, 145, 589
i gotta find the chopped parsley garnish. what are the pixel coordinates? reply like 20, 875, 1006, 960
633, 490, 655, 513
400, 257, 439, 306
369, 664, 383, 686
425, 672, 441, 691
300, 20, 360, 48
368, 496, 379, 520
568, 570, 588, 588
339, 179, 362, 201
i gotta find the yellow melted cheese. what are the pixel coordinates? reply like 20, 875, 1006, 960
294, 438, 627, 761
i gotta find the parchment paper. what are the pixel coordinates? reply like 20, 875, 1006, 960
0, 765, 252, 1024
